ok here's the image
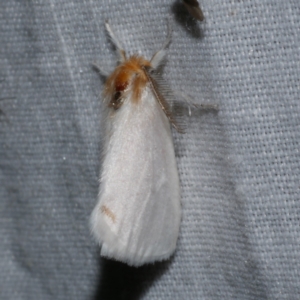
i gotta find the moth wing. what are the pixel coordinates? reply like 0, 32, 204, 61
91, 87, 181, 266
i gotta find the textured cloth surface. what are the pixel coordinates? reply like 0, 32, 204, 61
0, 0, 299, 299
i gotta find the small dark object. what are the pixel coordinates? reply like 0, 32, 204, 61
110, 91, 124, 110
182, 0, 204, 21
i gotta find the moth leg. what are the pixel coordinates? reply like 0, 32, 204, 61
92, 62, 110, 78
173, 90, 219, 116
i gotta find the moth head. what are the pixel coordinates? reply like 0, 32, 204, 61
104, 55, 152, 109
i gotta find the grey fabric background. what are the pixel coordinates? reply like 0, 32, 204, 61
1, 0, 299, 299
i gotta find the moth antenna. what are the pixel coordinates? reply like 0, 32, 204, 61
161, 17, 172, 50
105, 21, 127, 62
150, 18, 172, 70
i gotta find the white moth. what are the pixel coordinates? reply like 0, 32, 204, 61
91, 22, 181, 267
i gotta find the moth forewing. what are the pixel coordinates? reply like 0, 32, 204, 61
91, 84, 181, 266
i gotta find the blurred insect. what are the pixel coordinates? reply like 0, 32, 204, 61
182, 0, 205, 21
